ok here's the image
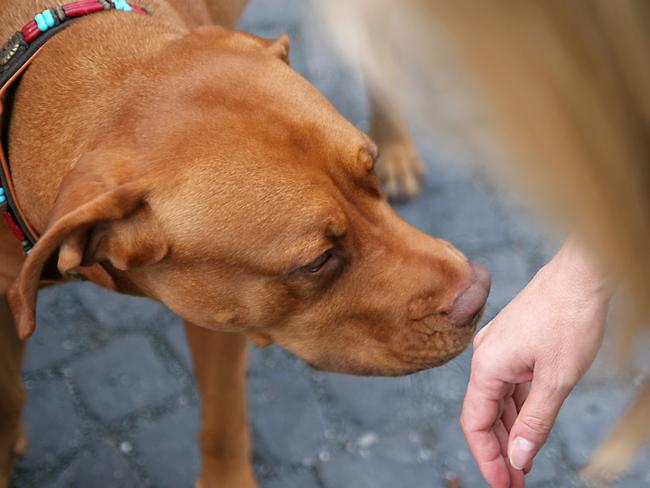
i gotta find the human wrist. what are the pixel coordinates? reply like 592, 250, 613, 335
542, 237, 613, 305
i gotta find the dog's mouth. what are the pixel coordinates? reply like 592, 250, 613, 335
385, 303, 485, 374
301, 308, 484, 377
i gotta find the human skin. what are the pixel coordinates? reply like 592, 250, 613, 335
460, 238, 611, 487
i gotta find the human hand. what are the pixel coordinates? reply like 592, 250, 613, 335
460, 240, 611, 487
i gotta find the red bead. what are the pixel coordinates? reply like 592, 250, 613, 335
2, 212, 27, 242
21, 21, 41, 43
64, 3, 104, 17
67, 0, 102, 7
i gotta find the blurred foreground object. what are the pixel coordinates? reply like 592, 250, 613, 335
321, 0, 650, 482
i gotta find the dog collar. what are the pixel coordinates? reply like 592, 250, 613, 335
0, 1, 148, 255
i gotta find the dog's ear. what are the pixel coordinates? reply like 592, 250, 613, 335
57, 198, 168, 275
263, 34, 290, 64
7, 151, 167, 339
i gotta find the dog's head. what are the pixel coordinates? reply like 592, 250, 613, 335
9, 27, 488, 375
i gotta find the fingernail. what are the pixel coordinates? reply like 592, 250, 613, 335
509, 437, 535, 470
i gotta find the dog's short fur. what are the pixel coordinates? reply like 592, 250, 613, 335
0, 1, 487, 486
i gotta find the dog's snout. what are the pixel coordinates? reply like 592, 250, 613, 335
447, 262, 491, 327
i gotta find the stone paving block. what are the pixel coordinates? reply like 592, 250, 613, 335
68, 335, 185, 421
248, 344, 294, 373
395, 180, 513, 255
318, 453, 444, 488
19, 378, 85, 468
23, 285, 93, 372
411, 133, 485, 187
68, 282, 168, 331
409, 349, 472, 404
51, 438, 141, 488
368, 431, 430, 465
315, 373, 408, 434
132, 405, 200, 488
162, 317, 193, 372
263, 469, 320, 488
248, 364, 327, 464
428, 417, 487, 488
247, 342, 268, 373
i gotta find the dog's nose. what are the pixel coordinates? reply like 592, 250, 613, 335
447, 262, 491, 327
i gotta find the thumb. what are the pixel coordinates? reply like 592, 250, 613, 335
508, 378, 571, 470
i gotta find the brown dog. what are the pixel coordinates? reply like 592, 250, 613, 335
0, 1, 489, 486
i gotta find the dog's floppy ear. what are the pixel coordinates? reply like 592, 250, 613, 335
263, 34, 290, 64
7, 151, 167, 339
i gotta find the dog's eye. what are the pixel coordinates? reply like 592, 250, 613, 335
304, 250, 332, 273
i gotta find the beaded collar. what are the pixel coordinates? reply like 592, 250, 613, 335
0, 1, 148, 255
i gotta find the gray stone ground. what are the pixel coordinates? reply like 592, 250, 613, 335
10, 1, 650, 487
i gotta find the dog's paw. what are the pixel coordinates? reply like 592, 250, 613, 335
13, 424, 27, 457
375, 138, 425, 201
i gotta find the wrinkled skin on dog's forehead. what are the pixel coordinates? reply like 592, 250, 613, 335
120, 31, 480, 376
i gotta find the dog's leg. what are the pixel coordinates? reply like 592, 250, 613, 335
580, 377, 650, 484
184, 322, 256, 488
0, 231, 26, 488
366, 17, 425, 201
203, 0, 249, 28
0, 294, 26, 488
370, 88, 425, 201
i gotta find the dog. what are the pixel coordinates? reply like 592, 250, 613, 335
0, 1, 490, 486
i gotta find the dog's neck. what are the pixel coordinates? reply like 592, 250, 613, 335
0, 1, 209, 42
1, 1, 203, 232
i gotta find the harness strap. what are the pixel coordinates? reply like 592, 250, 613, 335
0, 0, 148, 254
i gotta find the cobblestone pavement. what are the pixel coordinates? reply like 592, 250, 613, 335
10, 1, 650, 487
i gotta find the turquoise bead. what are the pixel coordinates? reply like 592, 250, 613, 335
43, 10, 56, 28
0, 192, 5, 204
35, 13, 48, 32
114, 0, 133, 11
